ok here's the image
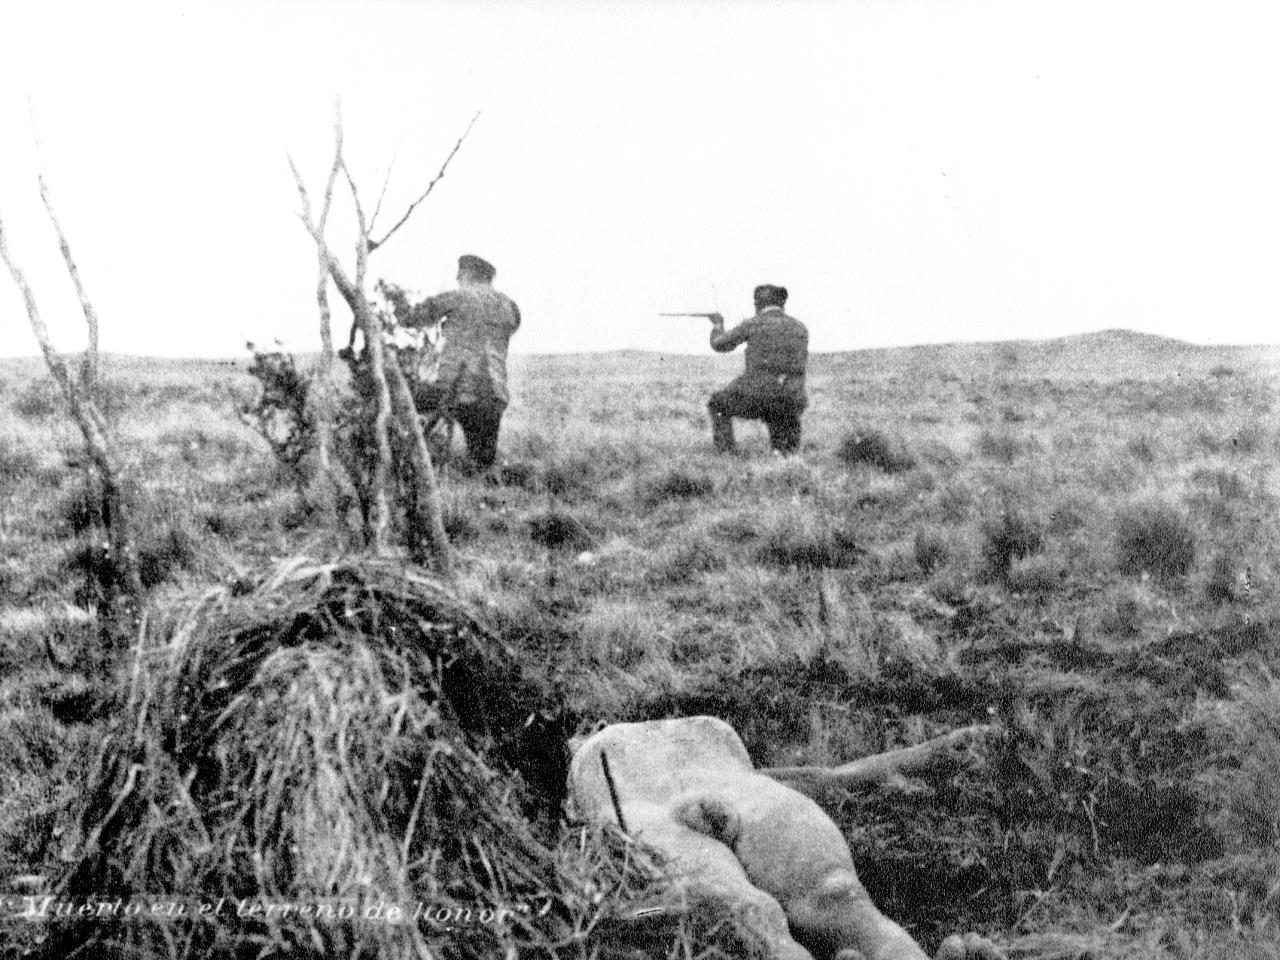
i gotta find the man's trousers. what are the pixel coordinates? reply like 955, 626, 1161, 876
708, 378, 806, 455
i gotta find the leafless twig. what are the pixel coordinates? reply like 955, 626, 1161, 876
29, 99, 101, 388
368, 110, 480, 252
0, 207, 142, 642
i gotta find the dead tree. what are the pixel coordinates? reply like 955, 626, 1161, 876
289, 110, 476, 576
0, 176, 142, 644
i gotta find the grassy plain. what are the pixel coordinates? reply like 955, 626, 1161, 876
1, 330, 1279, 958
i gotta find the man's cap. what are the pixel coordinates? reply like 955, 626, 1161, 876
458, 254, 496, 281
753, 284, 788, 308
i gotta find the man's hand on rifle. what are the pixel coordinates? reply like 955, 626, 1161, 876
706, 312, 724, 327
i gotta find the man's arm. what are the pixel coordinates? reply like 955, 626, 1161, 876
403, 291, 462, 329
709, 314, 751, 353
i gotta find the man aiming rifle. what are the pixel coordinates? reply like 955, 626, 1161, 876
667, 284, 809, 455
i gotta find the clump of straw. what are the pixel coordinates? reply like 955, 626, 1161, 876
44, 556, 766, 959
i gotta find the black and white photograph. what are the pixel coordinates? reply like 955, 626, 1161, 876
2, 2, 1278, 958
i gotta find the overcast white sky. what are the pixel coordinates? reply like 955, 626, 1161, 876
1, 0, 1278, 358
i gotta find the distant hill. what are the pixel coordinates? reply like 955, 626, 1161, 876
4, 330, 1279, 383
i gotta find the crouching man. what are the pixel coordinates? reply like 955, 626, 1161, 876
404, 254, 521, 469
707, 284, 808, 456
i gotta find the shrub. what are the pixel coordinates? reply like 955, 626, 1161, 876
1114, 502, 1196, 580
837, 429, 915, 473
238, 345, 314, 479
980, 508, 1042, 580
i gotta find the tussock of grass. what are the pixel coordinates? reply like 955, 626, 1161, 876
936, 482, 976, 523
136, 524, 200, 588
497, 460, 537, 489
528, 509, 594, 551
1005, 555, 1063, 597
540, 456, 598, 499
0, 444, 40, 485
1114, 502, 1196, 580
1222, 683, 1280, 847
976, 427, 1038, 463
1191, 465, 1246, 497
639, 467, 715, 507
578, 598, 665, 668
1125, 433, 1160, 462
1099, 592, 1144, 639
1047, 494, 1093, 535
838, 428, 916, 473
756, 513, 864, 570
441, 498, 481, 545
913, 528, 951, 575
980, 508, 1043, 581
1203, 552, 1241, 605
655, 535, 727, 584
47, 557, 756, 960
10, 380, 63, 419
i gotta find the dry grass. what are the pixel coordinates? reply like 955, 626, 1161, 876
41, 556, 764, 960
4, 334, 1280, 958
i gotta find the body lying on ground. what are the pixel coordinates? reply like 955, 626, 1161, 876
568, 715, 1004, 960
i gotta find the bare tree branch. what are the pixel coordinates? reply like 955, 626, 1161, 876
368, 111, 479, 253
368, 146, 399, 235
289, 112, 455, 573
29, 100, 100, 388
0, 211, 142, 636
340, 158, 369, 290
290, 136, 394, 552
324, 255, 395, 554
310, 109, 345, 475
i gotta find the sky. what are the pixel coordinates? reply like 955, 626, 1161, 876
1, 0, 1278, 358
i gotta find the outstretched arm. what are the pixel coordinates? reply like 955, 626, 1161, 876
761, 725, 994, 799
709, 313, 751, 352
402, 291, 459, 330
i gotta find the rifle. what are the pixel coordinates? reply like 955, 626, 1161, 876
659, 312, 721, 319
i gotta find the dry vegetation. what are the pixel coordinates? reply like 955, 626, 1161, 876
2, 331, 1279, 958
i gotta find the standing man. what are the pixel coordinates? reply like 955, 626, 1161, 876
706, 284, 809, 455
406, 254, 521, 469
